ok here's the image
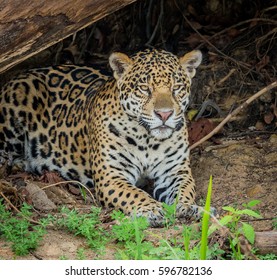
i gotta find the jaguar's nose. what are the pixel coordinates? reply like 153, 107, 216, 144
154, 109, 173, 122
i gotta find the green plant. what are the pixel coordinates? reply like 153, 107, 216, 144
111, 210, 153, 259
148, 238, 185, 259
162, 194, 179, 227
162, 202, 177, 227
0, 200, 48, 256
150, 226, 198, 260
258, 253, 277, 260
49, 206, 108, 253
76, 247, 86, 260
209, 200, 262, 260
200, 175, 213, 260
183, 225, 191, 259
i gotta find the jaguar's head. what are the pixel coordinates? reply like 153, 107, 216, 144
109, 49, 202, 140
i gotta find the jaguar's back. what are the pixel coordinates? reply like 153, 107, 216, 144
0, 65, 108, 187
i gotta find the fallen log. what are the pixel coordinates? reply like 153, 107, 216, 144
0, 0, 136, 73
255, 231, 277, 255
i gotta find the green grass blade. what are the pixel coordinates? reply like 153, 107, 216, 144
134, 216, 142, 260
183, 226, 191, 260
132, 209, 143, 260
200, 175, 213, 260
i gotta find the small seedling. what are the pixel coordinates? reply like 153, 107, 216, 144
0, 200, 48, 256
111, 210, 152, 260
258, 253, 277, 260
49, 206, 108, 253
77, 247, 86, 260
209, 199, 262, 259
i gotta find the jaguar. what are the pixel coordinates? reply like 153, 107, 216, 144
0, 48, 203, 226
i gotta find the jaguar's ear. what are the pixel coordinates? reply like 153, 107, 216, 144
179, 50, 202, 78
109, 52, 133, 80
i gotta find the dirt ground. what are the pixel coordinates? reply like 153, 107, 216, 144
192, 134, 277, 232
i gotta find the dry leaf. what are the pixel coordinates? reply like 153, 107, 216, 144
188, 118, 217, 145
25, 182, 57, 211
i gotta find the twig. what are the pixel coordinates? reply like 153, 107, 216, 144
217, 68, 236, 86
190, 81, 277, 150
262, 5, 277, 13
0, 191, 40, 225
0, 191, 20, 214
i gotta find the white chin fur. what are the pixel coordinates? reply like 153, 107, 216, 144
150, 127, 173, 139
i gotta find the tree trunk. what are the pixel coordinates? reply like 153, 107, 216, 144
0, 0, 136, 74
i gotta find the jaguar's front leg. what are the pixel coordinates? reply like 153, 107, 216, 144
153, 164, 204, 221
95, 175, 165, 227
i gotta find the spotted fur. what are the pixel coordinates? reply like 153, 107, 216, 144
0, 49, 203, 226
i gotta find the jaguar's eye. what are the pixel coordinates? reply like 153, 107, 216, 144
173, 84, 183, 93
138, 84, 150, 95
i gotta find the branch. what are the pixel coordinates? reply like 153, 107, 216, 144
190, 81, 277, 150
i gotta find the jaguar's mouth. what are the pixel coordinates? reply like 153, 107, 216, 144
150, 125, 174, 139
138, 117, 175, 139
152, 124, 174, 130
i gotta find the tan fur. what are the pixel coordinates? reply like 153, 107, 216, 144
0, 49, 203, 226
